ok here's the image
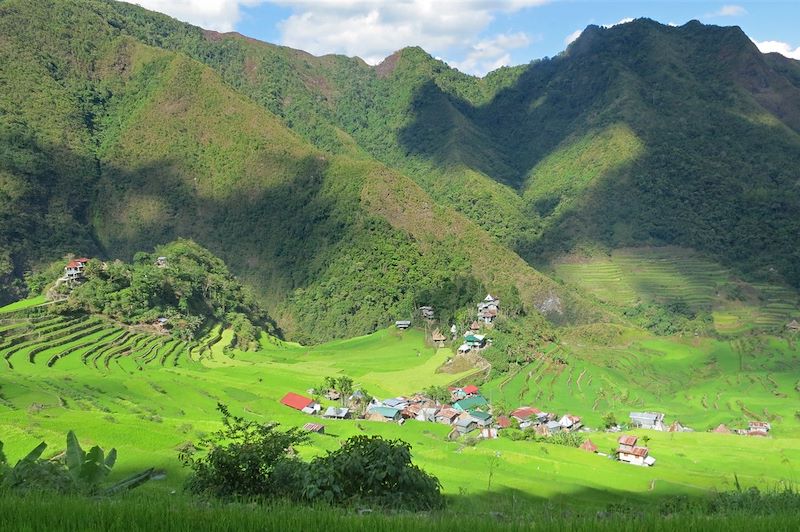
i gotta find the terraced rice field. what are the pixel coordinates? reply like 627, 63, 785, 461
553, 247, 799, 334
1, 303, 799, 513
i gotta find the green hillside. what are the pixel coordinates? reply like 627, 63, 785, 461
0, 0, 595, 342
132, 13, 800, 293
1, 298, 799, 523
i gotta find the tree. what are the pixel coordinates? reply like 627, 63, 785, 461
423, 385, 450, 403
336, 376, 354, 406
602, 412, 618, 429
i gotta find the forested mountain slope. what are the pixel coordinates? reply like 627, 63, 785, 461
0, 0, 600, 341
116, 10, 800, 289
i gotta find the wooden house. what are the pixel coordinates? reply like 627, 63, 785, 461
510, 406, 540, 423
455, 417, 477, 434
435, 407, 460, 425
468, 409, 493, 427
580, 439, 598, 453
748, 421, 771, 435
559, 414, 582, 430
302, 422, 325, 434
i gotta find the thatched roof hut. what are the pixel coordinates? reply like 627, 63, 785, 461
579, 439, 598, 453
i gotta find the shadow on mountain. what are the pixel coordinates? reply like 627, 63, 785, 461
396, 20, 800, 287
2, 137, 361, 339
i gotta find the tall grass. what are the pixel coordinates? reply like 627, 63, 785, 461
0, 491, 799, 531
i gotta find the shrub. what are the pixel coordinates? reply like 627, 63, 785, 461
182, 406, 444, 511
304, 435, 444, 511
180, 404, 308, 500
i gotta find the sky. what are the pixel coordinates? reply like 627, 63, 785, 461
130, 1, 800, 75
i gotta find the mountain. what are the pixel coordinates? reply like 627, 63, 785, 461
141, 14, 800, 289
0, 0, 599, 342
2, 0, 799, 342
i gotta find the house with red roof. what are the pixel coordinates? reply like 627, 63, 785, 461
280, 392, 319, 414
510, 406, 541, 422
496, 415, 512, 429
617, 435, 655, 466
462, 385, 479, 396
64, 258, 90, 281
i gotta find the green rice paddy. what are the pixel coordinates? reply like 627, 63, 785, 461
1, 286, 800, 518
553, 247, 799, 335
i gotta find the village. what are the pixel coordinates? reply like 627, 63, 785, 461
53, 260, 778, 467
279, 293, 773, 468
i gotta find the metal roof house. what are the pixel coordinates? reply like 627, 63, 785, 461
281, 392, 314, 411
629, 412, 666, 431
455, 417, 478, 434
453, 395, 488, 412
395, 320, 411, 329
323, 407, 350, 419
468, 410, 493, 427
367, 406, 402, 421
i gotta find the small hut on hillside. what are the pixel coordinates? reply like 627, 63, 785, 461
712, 424, 732, 434
431, 329, 447, 347
579, 439, 598, 453
787, 319, 800, 332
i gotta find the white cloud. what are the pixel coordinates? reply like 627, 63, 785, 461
754, 40, 800, 60
132, 0, 264, 32
270, 0, 548, 74
451, 32, 532, 74
130, 0, 551, 75
565, 28, 582, 45
601, 17, 633, 29
712, 5, 747, 17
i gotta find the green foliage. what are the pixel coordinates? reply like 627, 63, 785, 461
500, 429, 584, 448
481, 315, 551, 375
0, 432, 152, 495
66, 240, 266, 343
423, 385, 450, 403
305, 435, 444, 511
602, 412, 618, 429
181, 404, 309, 500
182, 406, 443, 511
623, 302, 712, 336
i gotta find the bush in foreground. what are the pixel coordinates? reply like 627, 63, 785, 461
181, 404, 443, 511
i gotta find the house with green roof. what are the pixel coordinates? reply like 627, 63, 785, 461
468, 409, 493, 427
453, 395, 488, 412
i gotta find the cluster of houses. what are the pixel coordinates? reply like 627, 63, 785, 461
712, 420, 771, 437
279, 384, 592, 443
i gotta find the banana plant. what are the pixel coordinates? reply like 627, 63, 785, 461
0, 433, 153, 495
65, 430, 154, 494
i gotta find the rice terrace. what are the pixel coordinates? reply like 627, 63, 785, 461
2, 0, 800, 530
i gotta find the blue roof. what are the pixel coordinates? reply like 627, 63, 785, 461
369, 406, 400, 418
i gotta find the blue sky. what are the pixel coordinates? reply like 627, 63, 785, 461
132, 1, 800, 75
